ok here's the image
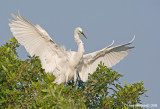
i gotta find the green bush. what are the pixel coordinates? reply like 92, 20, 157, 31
0, 38, 147, 109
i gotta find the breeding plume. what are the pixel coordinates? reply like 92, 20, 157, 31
9, 13, 135, 84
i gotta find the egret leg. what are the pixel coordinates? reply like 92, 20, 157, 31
65, 73, 69, 83
73, 72, 78, 86
73, 81, 77, 86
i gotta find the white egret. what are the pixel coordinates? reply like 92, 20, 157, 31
9, 13, 135, 84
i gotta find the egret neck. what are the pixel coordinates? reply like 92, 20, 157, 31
73, 30, 84, 68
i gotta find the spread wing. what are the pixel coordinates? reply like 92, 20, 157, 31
78, 36, 135, 82
9, 12, 71, 75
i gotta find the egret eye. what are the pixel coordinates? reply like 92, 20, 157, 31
79, 30, 82, 33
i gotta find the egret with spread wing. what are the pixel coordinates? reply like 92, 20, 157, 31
9, 12, 135, 84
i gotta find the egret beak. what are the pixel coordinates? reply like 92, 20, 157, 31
81, 32, 87, 39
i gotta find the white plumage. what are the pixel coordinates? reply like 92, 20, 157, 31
9, 12, 135, 84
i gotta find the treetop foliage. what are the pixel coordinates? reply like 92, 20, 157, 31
0, 37, 147, 109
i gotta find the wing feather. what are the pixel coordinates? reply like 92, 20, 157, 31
9, 12, 70, 74
78, 36, 135, 82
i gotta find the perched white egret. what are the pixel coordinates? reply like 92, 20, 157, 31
9, 12, 135, 84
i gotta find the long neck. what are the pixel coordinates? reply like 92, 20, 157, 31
74, 32, 84, 55
72, 32, 84, 67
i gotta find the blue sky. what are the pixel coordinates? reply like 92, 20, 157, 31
0, 0, 159, 107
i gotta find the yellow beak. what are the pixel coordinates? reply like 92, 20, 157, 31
81, 32, 87, 39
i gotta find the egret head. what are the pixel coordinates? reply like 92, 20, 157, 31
75, 27, 87, 39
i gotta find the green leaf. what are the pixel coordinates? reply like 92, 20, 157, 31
2, 65, 8, 72
42, 89, 49, 93
132, 87, 137, 92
